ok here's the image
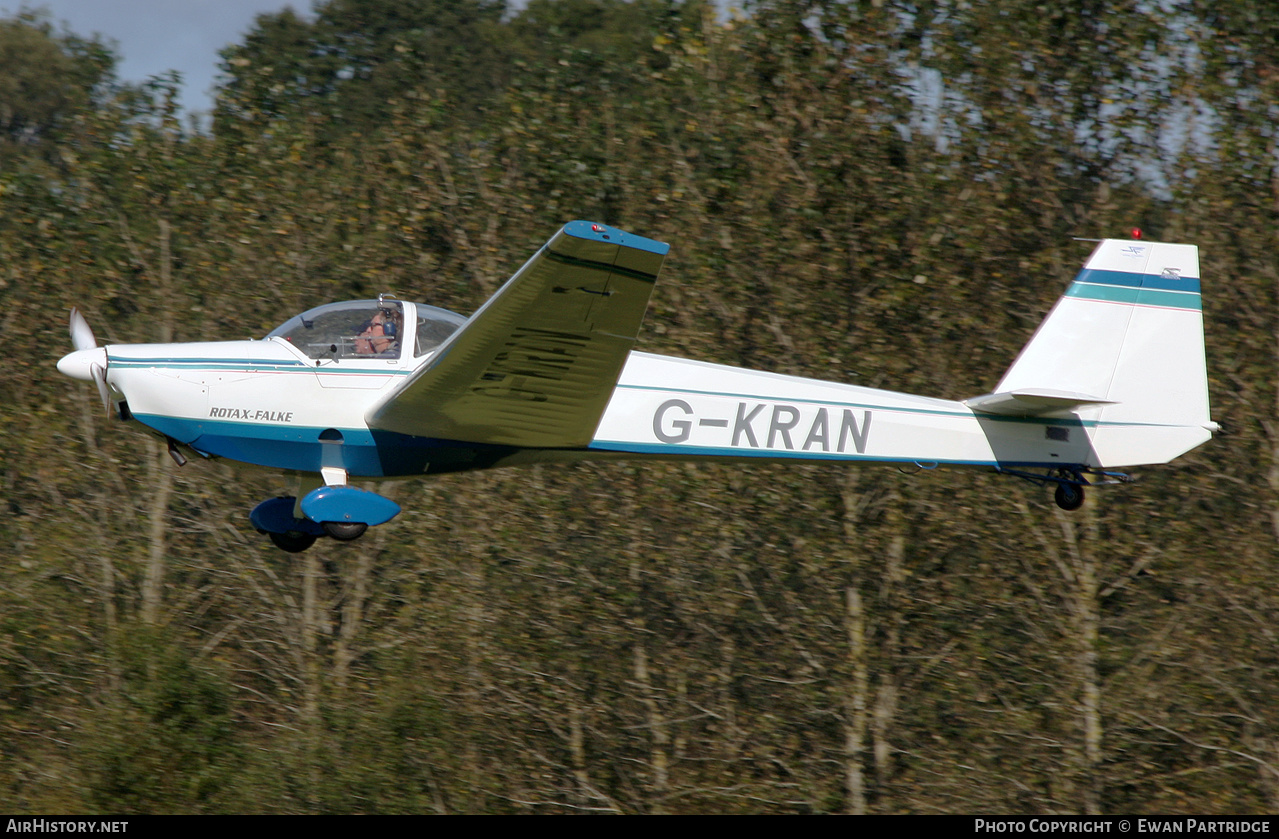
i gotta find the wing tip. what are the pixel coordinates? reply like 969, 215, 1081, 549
563, 220, 670, 256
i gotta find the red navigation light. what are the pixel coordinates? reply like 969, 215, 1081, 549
591, 223, 604, 232
1130, 227, 1143, 239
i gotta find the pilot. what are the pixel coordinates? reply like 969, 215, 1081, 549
355, 308, 402, 356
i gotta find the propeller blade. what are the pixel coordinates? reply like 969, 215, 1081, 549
90, 363, 113, 417
70, 307, 97, 352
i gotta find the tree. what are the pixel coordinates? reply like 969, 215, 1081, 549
216, 0, 510, 137
8, 0, 1279, 814
0, 9, 114, 157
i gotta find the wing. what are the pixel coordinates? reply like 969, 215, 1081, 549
367, 221, 669, 448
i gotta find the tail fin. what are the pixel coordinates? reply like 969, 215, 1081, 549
977, 239, 1214, 467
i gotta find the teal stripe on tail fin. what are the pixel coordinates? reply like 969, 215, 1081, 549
989, 239, 1212, 467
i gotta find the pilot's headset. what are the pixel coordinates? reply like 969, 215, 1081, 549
378, 305, 399, 338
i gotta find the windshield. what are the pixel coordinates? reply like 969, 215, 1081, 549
415, 304, 467, 357
267, 301, 406, 360
267, 300, 467, 361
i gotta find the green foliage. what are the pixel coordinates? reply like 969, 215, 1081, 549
216, 0, 510, 138
0, 8, 115, 159
80, 629, 241, 814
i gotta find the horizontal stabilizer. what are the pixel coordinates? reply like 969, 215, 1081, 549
964, 389, 1115, 417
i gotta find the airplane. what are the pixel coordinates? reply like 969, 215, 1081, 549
57, 221, 1217, 552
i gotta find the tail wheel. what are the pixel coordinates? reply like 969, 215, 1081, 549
1054, 482, 1085, 511
323, 521, 368, 541
269, 531, 317, 553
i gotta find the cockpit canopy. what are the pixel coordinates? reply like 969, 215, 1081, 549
267, 300, 467, 360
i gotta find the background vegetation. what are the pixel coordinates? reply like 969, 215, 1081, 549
1, 0, 1277, 813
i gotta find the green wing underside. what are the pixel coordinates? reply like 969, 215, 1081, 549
367, 223, 667, 448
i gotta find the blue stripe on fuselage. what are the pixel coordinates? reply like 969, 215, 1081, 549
133, 414, 516, 477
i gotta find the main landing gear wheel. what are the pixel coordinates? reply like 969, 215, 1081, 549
322, 521, 368, 541
269, 530, 318, 553
1054, 482, 1085, 511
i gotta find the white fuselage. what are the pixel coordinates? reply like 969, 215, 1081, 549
82, 337, 1205, 479
597, 353, 1117, 470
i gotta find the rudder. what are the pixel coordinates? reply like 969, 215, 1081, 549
994, 239, 1212, 466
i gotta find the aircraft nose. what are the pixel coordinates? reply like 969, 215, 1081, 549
57, 347, 107, 381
